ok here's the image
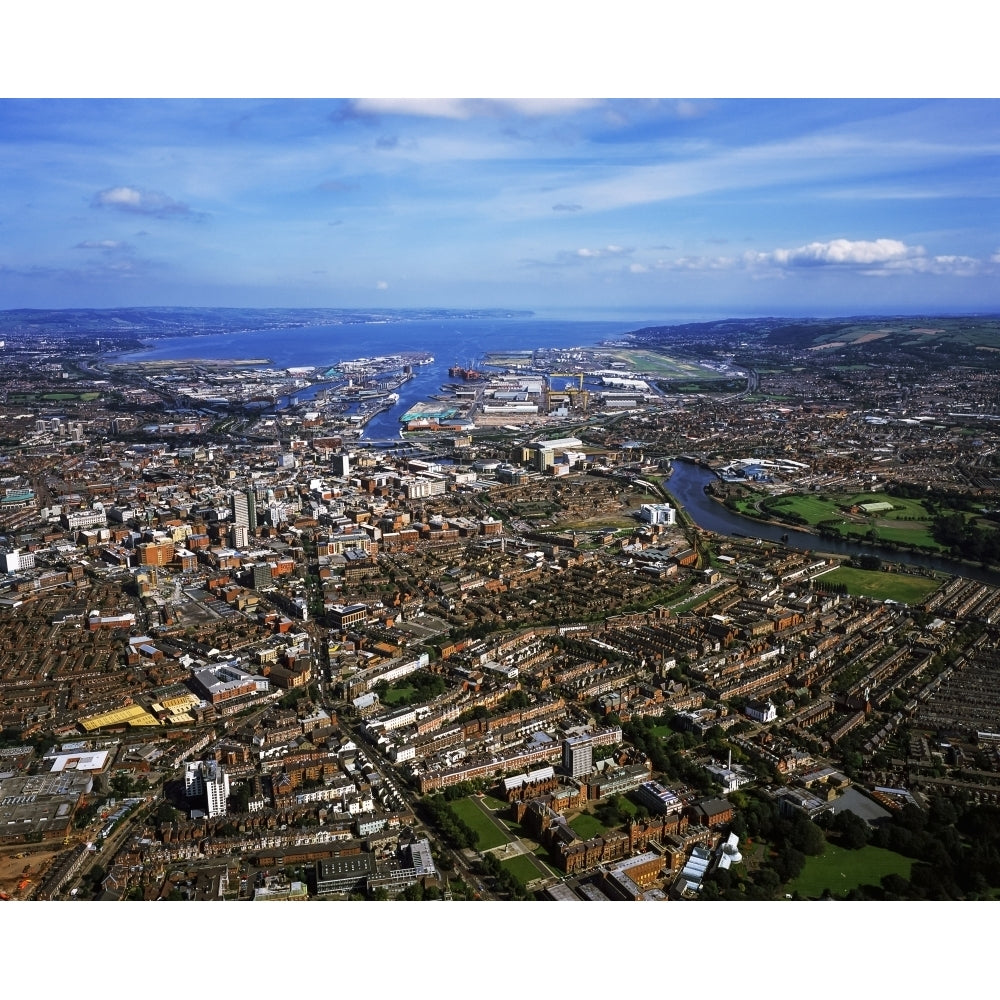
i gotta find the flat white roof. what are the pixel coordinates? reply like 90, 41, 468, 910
49, 749, 110, 773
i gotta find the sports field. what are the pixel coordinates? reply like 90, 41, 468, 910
819, 566, 941, 604
742, 491, 949, 551
788, 843, 912, 899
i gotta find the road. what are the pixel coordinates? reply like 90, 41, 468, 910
60, 796, 156, 899
336, 715, 494, 899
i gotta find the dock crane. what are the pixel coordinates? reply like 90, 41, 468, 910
545, 373, 589, 414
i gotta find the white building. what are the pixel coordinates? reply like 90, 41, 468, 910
703, 760, 752, 794
528, 437, 584, 472
639, 503, 676, 526
204, 761, 230, 818
745, 699, 778, 724
185, 759, 230, 818
3, 549, 35, 573
62, 508, 108, 530
562, 734, 594, 778
229, 523, 250, 549
184, 760, 205, 798
635, 779, 684, 815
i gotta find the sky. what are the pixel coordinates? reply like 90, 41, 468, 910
1, 12, 998, 320
1, 98, 998, 317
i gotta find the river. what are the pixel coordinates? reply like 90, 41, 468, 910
664, 459, 1000, 586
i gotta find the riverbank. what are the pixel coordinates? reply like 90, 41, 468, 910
663, 459, 1000, 586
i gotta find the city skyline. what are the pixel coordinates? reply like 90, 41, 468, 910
1, 98, 998, 317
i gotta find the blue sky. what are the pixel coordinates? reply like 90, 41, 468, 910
1, 98, 998, 316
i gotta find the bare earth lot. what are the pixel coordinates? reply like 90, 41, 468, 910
0, 842, 67, 899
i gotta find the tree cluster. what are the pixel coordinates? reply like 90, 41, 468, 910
932, 511, 1000, 563
860, 797, 1000, 899
621, 715, 718, 795
375, 670, 447, 706
417, 795, 478, 851
480, 851, 528, 899
704, 791, 829, 899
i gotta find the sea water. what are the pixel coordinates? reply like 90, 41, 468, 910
117, 316, 666, 439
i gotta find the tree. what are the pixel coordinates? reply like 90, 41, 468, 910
708, 867, 732, 892
156, 801, 180, 824
751, 866, 780, 897
502, 689, 530, 710
790, 816, 827, 856
773, 846, 806, 882
880, 873, 910, 898
111, 773, 135, 797
833, 809, 869, 850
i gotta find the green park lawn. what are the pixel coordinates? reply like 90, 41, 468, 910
449, 797, 511, 851
380, 684, 416, 706
818, 566, 941, 604
788, 843, 912, 899
618, 796, 639, 818
501, 852, 553, 887
569, 813, 607, 840
864, 525, 940, 548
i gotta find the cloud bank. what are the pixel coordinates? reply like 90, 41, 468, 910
645, 238, 994, 278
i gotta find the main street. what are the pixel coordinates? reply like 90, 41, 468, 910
335, 714, 494, 899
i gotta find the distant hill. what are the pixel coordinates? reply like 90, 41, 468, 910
624, 314, 1000, 365
0, 306, 534, 338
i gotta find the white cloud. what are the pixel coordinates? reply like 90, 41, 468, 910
500, 99, 603, 117
75, 239, 129, 250
663, 254, 738, 271
519, 244, 635, 270
876, 253, 983, 277
766, 238, 918, 267
92, 185, 194, 218
352, 98, 601, 120
632, 238, 994, 278
576, 245, 631, 259
497, 129, 1000, 222
375, 280, 389, 290
759, 239, 989, 277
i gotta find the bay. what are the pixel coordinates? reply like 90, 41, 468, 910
116, 316, 661, 440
